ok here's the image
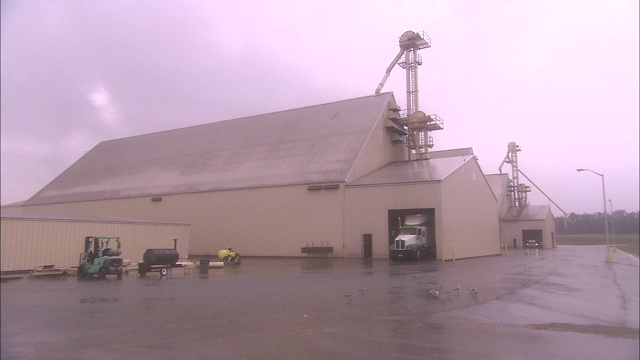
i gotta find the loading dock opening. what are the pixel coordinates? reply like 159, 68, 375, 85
522, 229, 543, 248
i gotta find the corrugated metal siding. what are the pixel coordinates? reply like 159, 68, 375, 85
13, 184, 344, 258
177, 185, 345, 257
1, 217, 189, 272
15, 155, 500, 260
485, 173, 510, 216
345, 183, 442, 258
346, 99, 403, 182
440, 160, 501, 260
502, 205, 550, 221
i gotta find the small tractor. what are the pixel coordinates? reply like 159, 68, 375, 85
218, 247, 240, 264
77, 236, 124, 279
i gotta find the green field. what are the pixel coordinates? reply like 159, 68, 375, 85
556, 234, 639, 256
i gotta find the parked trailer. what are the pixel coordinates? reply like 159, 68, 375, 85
137, 239, 183, 277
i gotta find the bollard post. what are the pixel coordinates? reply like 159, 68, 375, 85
441, 245, 445, 262
452, 244, 456, 262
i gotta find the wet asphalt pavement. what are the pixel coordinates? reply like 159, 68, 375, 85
1, 246, 638, 360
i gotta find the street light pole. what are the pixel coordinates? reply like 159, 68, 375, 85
577, 168, 611, 262
608, 199, 616, 252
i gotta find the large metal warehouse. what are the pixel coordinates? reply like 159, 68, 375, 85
6, 93, 503, 260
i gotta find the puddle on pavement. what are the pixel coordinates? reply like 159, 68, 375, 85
530, 322, 640, 339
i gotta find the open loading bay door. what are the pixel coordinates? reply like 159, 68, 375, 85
522, 229, 543, 248
388, 209, 436, 260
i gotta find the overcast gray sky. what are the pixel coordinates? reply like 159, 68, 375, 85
2, 0, 638, 215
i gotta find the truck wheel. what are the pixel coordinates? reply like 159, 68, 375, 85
98, 268, 107, 279
160, 268, 168, 276
77, 264, 88, 279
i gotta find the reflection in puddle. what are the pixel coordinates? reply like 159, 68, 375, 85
79, 297, 119, 304
301, 258, 335, 273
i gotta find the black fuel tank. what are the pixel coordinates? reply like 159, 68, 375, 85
143, 249, 179, 266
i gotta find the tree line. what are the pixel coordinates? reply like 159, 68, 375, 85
554, 211, 639, 235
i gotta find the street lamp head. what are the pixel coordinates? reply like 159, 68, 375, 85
577, 168, 603, 177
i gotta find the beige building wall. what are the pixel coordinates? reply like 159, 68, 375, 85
345, 182, 442, 258
13, 184, 345, 257
0, 216, 189, 272
346, 103, 404, 182
440, 161, 501, 260
10, 157, 502, 261
14, 163, 500, 261
170, 185, 345, 256
11, 163, 502, 261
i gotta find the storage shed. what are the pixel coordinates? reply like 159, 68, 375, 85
500, 206, 556, 249
486, 173, 557, 250
1, 213, 189, 272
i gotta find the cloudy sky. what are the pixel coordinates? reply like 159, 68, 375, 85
2, 0, 638, 215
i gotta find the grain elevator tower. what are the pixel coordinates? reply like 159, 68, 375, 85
375, 30, 444, 160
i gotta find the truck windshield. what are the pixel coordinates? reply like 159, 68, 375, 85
399, 228, 418, 235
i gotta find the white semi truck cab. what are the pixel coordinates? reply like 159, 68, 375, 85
389, 214, 431, 260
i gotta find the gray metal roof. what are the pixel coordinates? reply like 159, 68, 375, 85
502, 205, 551, 221
25, 93, 395, 205
347, 148, 475, 186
